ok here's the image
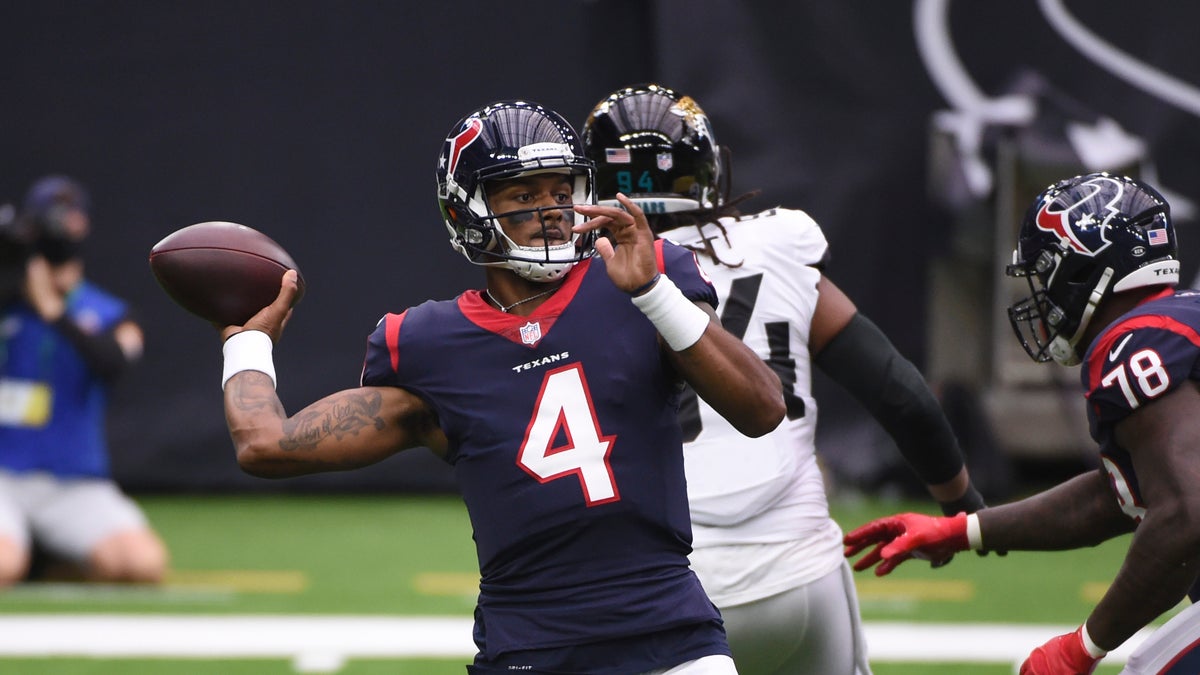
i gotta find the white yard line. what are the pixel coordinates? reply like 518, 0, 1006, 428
0, 615, 1153, 668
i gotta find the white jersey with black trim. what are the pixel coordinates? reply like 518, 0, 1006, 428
658, 207, 845, 602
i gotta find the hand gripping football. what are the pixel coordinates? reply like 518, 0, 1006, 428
149, 221, 305, 326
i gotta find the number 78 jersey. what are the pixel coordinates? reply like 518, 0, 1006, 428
1082, 288, 1200, 523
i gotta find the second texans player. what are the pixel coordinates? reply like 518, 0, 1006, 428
844, 172, 1200, 675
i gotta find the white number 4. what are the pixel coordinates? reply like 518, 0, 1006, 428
517, 364, 620, 506
1100, 348, 1170, 409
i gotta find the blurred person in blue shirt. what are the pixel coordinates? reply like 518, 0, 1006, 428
0, 175, 167, 585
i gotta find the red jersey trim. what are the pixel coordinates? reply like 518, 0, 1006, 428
384, 310, 407, 372
1086, 290, 1200, 391
456, 258, 593, 346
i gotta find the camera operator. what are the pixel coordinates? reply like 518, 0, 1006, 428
0, 175, 167, 586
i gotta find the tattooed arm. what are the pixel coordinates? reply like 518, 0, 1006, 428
220, 270, 447, 478
224, 371, 447, 478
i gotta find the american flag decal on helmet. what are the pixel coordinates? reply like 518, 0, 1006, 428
605, 148, 631, 164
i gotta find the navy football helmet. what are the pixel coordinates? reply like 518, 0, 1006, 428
1006, 172, 1179, 365
437, 101, 597, 282
581, 84, 722, 213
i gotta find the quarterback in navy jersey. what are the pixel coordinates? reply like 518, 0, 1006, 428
845, 173, 1200, 674
216, 101, 784, 674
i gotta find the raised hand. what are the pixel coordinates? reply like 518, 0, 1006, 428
843, 512, 969, 575
573, 193, 659, 294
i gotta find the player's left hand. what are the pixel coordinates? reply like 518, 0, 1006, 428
573, 193, 658, 294
843, 512, 968, 575
1020, 627, 1103, 674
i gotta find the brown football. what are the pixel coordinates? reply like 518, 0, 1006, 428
149, 221, 305, 326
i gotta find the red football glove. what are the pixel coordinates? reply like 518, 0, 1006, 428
1020, 626, 1103, 674
842, 512, 968, 575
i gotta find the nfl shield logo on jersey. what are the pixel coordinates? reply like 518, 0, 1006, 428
657, 152, 674, 171
519, 321, 542, 345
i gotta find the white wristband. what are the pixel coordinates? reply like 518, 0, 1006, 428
221, 330, 276, 390
630, 274, 710, 352
1080, 623, 1108, 658
966, 512, 983, 550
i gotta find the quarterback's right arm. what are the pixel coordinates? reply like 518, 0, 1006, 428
220, 270, 446, 478
225, 374, 443, 478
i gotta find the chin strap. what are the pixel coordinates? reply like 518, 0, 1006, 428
1050, 266, 1113, 366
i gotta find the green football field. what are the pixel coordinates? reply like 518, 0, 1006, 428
0, 492, 1167, 674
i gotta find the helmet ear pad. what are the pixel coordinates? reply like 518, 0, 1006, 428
440, 194, 497, 264
448, 204, 494, 257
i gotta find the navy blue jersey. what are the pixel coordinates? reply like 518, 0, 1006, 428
1082, 288, 1200, 523
361, 240, 722, 660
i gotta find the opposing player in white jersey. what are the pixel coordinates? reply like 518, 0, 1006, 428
582, 84, 987, 675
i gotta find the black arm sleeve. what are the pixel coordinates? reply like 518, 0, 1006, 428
51, 315, 134, 382
813, 313, 971, 493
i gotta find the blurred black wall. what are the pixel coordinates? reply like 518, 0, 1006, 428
3, 2, 1198, 492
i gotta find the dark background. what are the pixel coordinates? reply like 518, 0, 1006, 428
4, 1, 1198, 494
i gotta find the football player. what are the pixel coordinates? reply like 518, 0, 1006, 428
581, 84, 985, 675
844, 172, 1200, 674
216, 100, 786, 674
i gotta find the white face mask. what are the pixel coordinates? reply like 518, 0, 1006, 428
495, 230, 580, 283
